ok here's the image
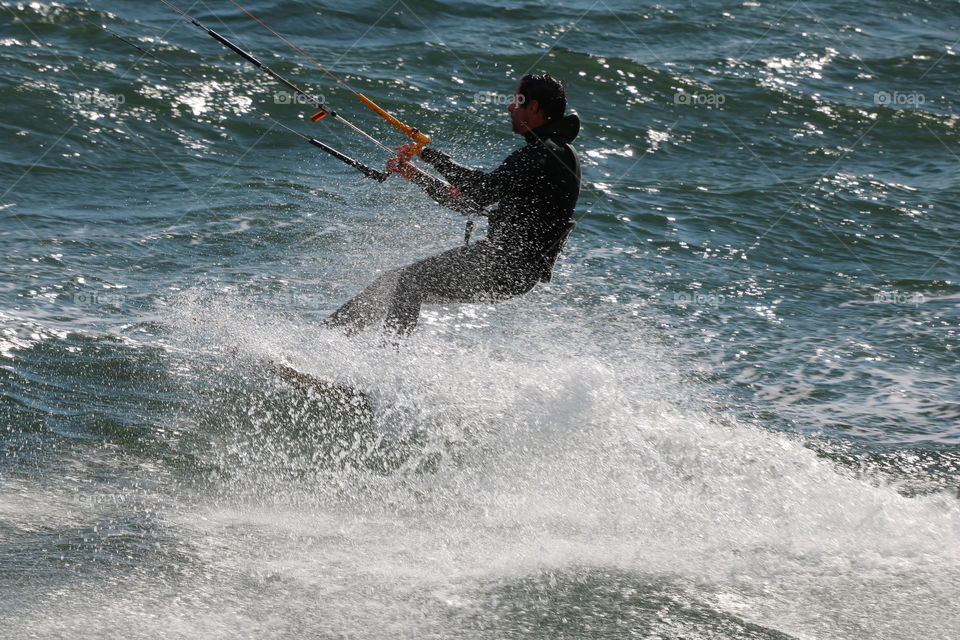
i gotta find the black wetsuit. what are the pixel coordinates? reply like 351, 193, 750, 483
328, 113, 581, 335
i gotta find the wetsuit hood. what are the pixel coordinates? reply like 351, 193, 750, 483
524, 113, 580, 144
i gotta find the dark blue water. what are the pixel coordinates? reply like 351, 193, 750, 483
2, 1, 959, 638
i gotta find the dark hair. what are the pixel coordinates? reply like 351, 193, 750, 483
518, 73, 566, 120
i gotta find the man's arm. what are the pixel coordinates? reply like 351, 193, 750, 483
407, 167, 483, 216
386, 145, 497, 216
419, 148, 507, 208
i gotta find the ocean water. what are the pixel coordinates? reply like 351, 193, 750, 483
1, 0, 958, 638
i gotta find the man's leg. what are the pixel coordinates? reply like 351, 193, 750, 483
382, 242, 538, 336
328, 242, 538, 336
326, 269, 402, 335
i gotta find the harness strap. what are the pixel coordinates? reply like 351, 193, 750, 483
464, 219, 475, 246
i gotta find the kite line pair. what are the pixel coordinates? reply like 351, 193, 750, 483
108, 0, 484, 219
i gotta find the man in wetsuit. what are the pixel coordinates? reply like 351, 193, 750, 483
327, 73, 581, 336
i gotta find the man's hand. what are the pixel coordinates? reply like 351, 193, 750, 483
394, 143, 423, 159
386, 145, 418, 180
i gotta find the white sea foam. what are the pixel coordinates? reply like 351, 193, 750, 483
9, 292, 944, 639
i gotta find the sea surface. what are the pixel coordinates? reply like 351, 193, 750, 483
1, 1, 959, 638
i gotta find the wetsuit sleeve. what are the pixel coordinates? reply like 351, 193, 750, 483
420, 148, 509, 208
408, 169, 479, 215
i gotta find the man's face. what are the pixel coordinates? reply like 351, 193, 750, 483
508, 85, 529, 133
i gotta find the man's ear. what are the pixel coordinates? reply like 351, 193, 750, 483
526, 98, 541, 114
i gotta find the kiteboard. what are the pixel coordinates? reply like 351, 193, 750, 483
265, 361, 374, 418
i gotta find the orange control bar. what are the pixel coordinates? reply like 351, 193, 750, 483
357, 93, 431, 157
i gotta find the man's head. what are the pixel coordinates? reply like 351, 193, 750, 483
509, 73, 566, 134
